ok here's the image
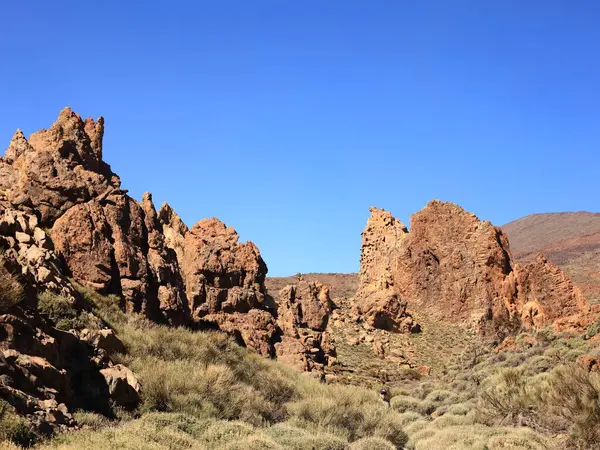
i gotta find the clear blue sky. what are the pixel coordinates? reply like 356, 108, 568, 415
1, 1, 598, 276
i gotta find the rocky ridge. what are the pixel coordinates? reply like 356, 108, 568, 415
0, 109, 336, 432
356, 202, 595, 334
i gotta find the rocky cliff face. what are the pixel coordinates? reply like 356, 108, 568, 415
0, 108, 119, 225
356, 201, 594, 334
355, 207, 419, 332
0, 108, 334, 375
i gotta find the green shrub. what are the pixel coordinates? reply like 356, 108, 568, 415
266, 423, 346, 450
37, 291, 98, 330
390, 395, 434, 416
477, 368, 541, 428
542, 364, 600, 447
287, 386, 408, 447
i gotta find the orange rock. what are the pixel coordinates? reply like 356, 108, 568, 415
355, 201, 595, 334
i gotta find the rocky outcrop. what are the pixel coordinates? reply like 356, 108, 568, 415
0, 108, 119, 225
140, 193, 189, 325
356, 201, 593, 334
274, 280, 337, 374
158, 202, 188, 265
0, 208, 80, 305
177, 219, 338, 370
506, 254, 593, 332
354, 207, 419, 332
0, 206, 139, 433
180, 217, 276, 355
0, 298, 116, 434
182, 218, 268, 317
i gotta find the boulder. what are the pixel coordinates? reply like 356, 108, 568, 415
100, 364, 141, 408
80, 329, 126, 356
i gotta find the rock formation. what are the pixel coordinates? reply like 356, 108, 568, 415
356, 201, 594, 334
0, 108, 119, 225
0, 108, 333, 370
275, 280, 337, 373
355, 208, 420, 332
0, 207, 140, 434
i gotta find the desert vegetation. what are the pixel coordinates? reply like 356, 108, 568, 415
1, 284, 598, 449
12, 286, 407, 449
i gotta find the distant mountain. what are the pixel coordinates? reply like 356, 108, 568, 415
503, 212, 600, 303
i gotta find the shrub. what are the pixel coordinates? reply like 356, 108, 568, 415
586, 319, 600, 339
349, 437, 396, 449
0, 401, 38, 447
541, 364, 600, 447
287, 386, 408, 447
37, 291, 98, 330
477, 368, 541, 428
0, 264, 23, 310
266, 423, 346, 450
390, 395, 434, 416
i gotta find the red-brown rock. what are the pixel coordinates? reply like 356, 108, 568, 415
275, 280, 337, 373
356, 201, 594, 334
0, 108, 119, 225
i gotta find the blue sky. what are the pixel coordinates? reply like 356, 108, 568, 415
1, 1, 598, 276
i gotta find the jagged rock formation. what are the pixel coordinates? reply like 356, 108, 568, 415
182, 218, 268, 318
0, 108, 119, 225
179, 217, 279, 356
275, 279, 337, 373
356, 201, 594, 334
0, 108, 333, 377
0, 208, 80, 305
355, 208, 420, 332
158, 202, 188, 265
140, 193, 189, 325
506, 254, 592, 331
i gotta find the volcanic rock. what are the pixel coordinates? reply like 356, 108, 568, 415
182, 218, 268, 317
0, 108, 119, 225
275, 280, 337, 373
356, 201, 594, 334
140, 193, 189, 325
158, 202, 188, 265
99, 364, 141, 408
354, 207, 419, 331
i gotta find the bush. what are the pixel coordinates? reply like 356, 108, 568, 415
390, 395, 434, 416
266, 423, 346, 450
542, 364, 600, 447
37, 291, 98, 330
477, 368, 541, 428
287, 386, 408, 448
0, 264, 23, 310
349, 437, 396, 449
586, 319, 600, 339
0, 401, 38, 447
